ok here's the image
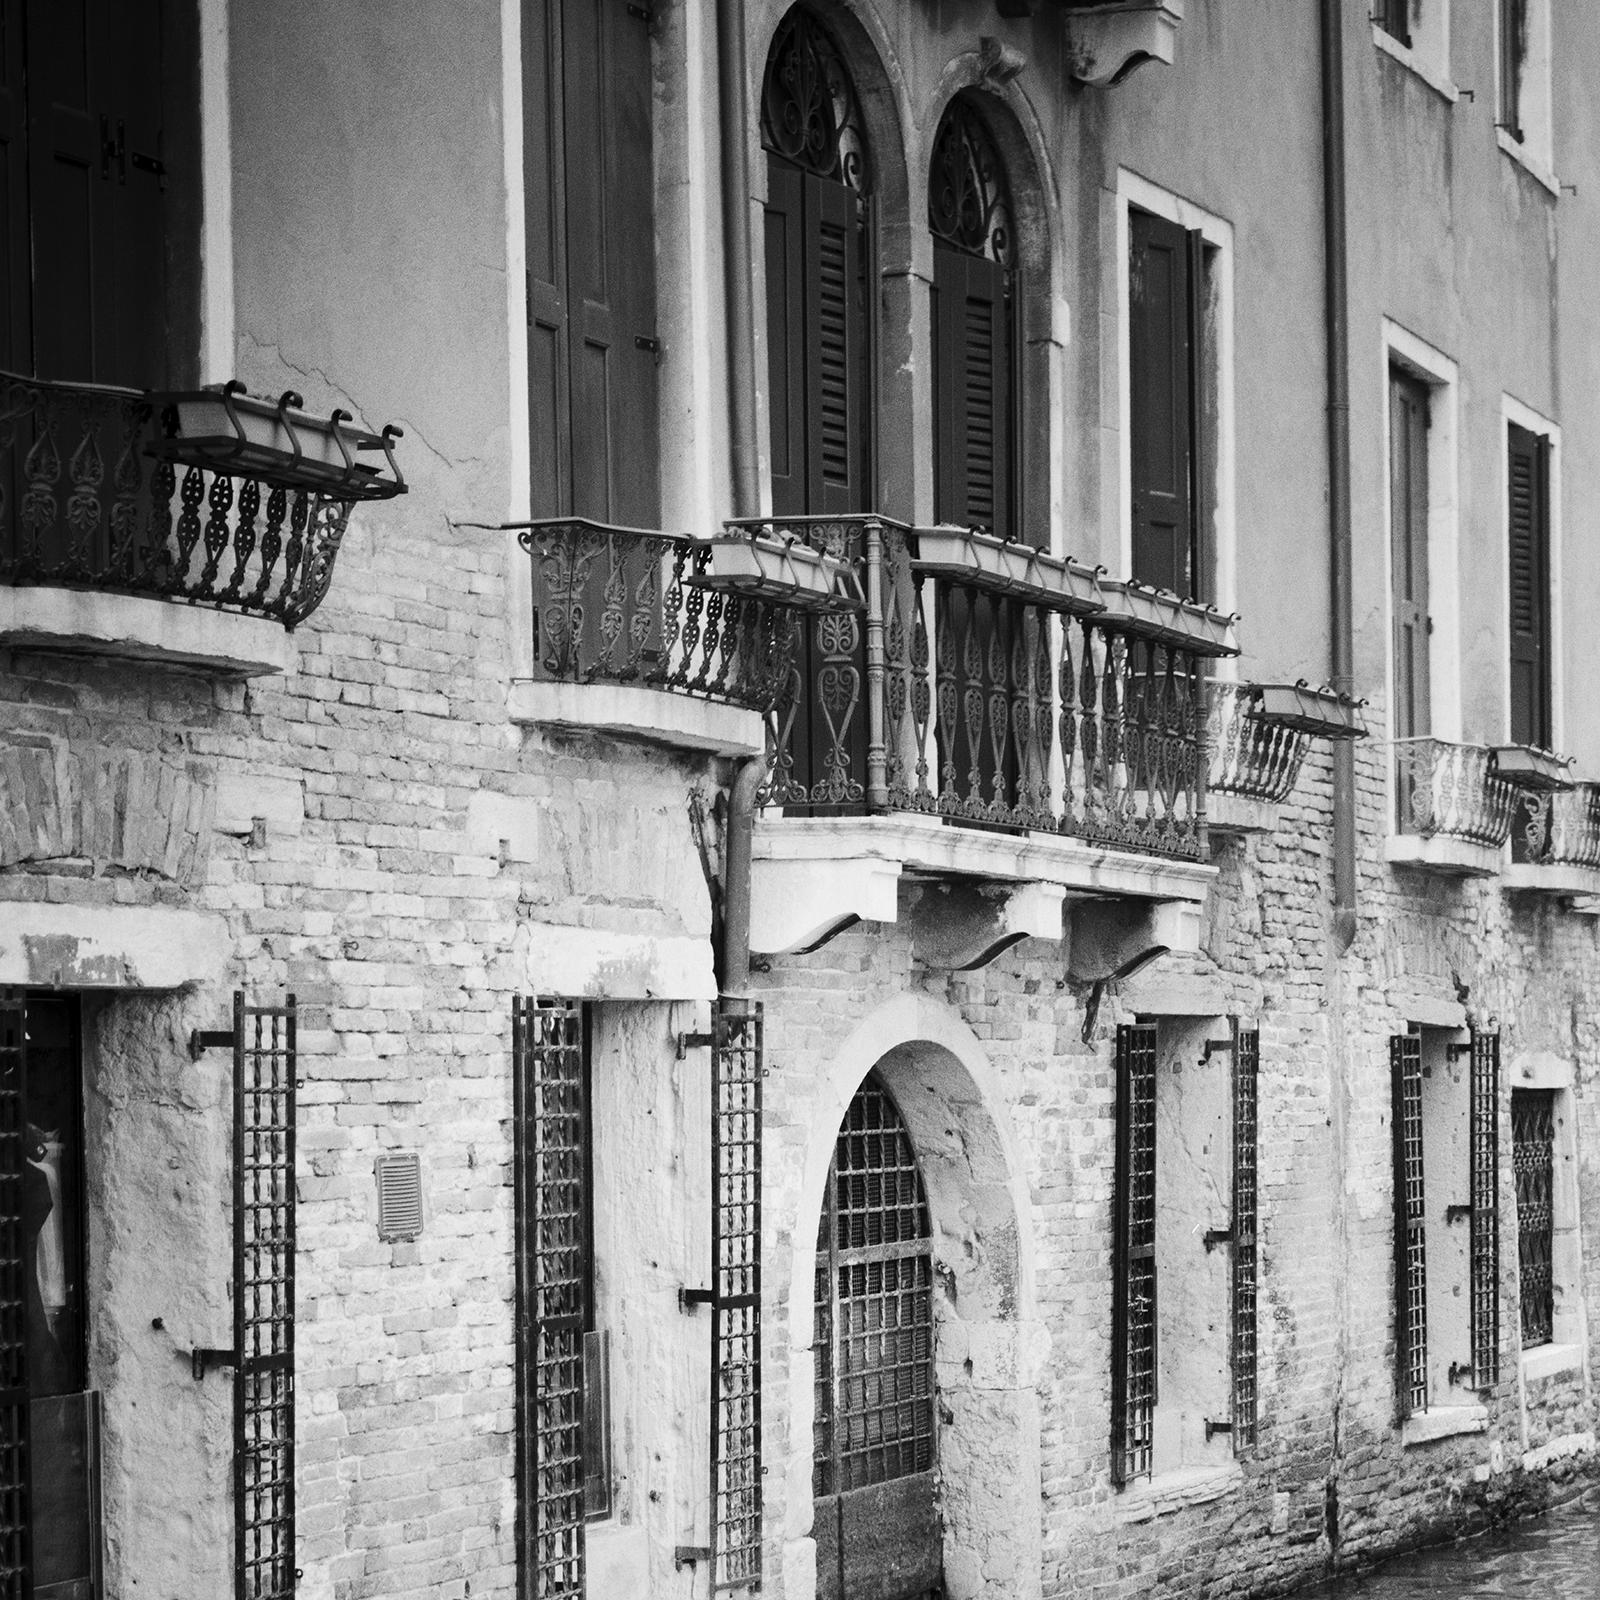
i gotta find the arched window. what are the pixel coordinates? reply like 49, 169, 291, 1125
928, 96, 1019, 540
760, 7, 872, 517
812, 1075, 940, 1600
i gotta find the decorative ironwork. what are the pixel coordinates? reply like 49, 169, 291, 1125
739, 514, 1219, 859
1231, 1025, 1259, 1450
1511, 782, 1600, 868
1512, 1089, 1555, 1349
1394, 738, 1516, 847
928, 97, 1015, 266
760, 7, 869, 192
1391, 1032, 1427, 1419
814, 1076, 935, 1498
1112, 1024, 1158, 1486
235, 993, 297, 1600
710, 1001, 763, 1594
1470, 1030, 1502, 1390
513, 998, 588, 1600
1207, 681, 1311, 804
519, 519, 796, 714
1, 369, 372, 627
0, 994, 27, 1598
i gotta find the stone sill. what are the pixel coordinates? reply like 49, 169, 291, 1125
1498, 127, 1560, 198
1521, 1429, 1595, 1473
1501, 863, 1600, 899
1401, 1404, 1487, 1447
0, 584, 294, 677
1115, 1459, 1242, 1523
508, 678, 765, 758
1206, 792, 1281, 835
1371, 24, 1460, 103
1385, 834, 1502, 878
1522, 1341, 1584, 1384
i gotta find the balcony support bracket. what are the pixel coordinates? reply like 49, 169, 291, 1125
905, 880, 1066, 972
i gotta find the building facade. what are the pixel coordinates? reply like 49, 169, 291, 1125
2, 1, 1599, 1598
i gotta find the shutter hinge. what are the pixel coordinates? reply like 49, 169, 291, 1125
1444, 1203, 1474, 1224
191, 1346, 237, 1381
635, 334, 662, 363
190, 1028, 237, 1059
678, 1287, 715, 1312
1203, 1419, 1234, 1442
674, 1546, 711, 1570
627, 1, 663, 36
1202, 1227, 1233, 1253
676, 1029, 714, 1059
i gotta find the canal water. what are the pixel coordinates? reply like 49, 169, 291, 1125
1305, 1487, 1600, 1597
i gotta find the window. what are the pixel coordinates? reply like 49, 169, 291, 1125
761, 5, 873, 519
1506, 420, 1553, 751
1513, 1089, 1554, 1347
1509, 1069, 1584, 1373
0, 992, 101, 1597
1500, 0, 1528, 140
1389, 368, 1432, 745
1111, 1020, 1258, 1486
0, 0, 199, 387
928, 95, 1020, 541
523, 0, 659, 525
1376, 0, 1411, 47
1389, 1028, 1499, 1425
1497, 0, 1553, 175
1371, 0, 1455, 96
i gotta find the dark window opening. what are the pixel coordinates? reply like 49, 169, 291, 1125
1500, 0, 1528, 141
1389, 368, 1432, 750
1512, 1088, 1555, 1348
1507, 421, 1552, 752
1111, 1022, 1157, 1485
1376, 0, 1413, 48
1391, 1030, 1427, 1420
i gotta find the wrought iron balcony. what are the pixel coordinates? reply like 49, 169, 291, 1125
1393, 738, 1516, 848
735, 515, 1238, 862
1, 372, 403, 629
1207, 681, 1310, 805
518, 517, 856, 716
1510, 782, 1600, 869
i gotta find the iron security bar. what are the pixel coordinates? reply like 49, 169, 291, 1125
1470, 1031, 1502, 1389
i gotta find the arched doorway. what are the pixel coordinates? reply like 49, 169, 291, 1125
812, 1073, 942, 1600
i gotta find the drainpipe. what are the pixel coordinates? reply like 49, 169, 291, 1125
1321, 0, 1358, 953
718, 0, 764, 998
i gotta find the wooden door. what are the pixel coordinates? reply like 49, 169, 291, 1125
813, 1077, 941, 1600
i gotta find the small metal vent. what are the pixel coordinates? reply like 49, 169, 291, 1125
375, 1153, 423, 1242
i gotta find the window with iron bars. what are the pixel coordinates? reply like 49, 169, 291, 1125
1512, 1088, 1555, 1348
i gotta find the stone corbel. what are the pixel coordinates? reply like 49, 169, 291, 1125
904, 880, 1066, 971
1066, 1, 1185, 88
749, 855, 902, 957
1065, 896, 1200, 983
977, 36, 1027, 91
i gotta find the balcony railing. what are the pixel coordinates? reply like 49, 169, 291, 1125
1207, 681, 1309, 804
518, 518, 813, 713
1511, 782, 1600, 868
1, 372, 403, 627
1394, 738, 1516, 848
734, 515, 1238, 862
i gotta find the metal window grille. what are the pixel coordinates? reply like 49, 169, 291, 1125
1112, 1023, 1158, 1486
1390, 1032, 1427, 1419
235, 993, 297, 1600
1231, 1025, 1259, 1451
512, 997, 588, 1600
0, 995, 28, 1598
1512, 1089, 1555, 1348
1470, 1031, 1502, 1389
710, 1001, 763, 1593
813, 1076, 935, 1498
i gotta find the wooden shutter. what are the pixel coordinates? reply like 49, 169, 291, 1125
806, 172, 866, 517
0, 994, 29, 1599
932, 244, 1013, 540
764, 158, 807, 519
513, 997, 589, 1600
1111, 1023, 1157, 1486
1469, 1029, 1501, 1391
1507, 422, 1552, 749
1391, 1032, 1427, 1420
1129, 210, 1198, 598
1389, 370, 1431, 742
0, 0, 27, 373
525, 0, 659, 525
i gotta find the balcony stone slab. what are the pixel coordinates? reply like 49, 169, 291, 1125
509, 679, 765, 758
1502, 863, 1600, 899
0, 585, 294, 676
752, 814, 1213, 960
1205, 794, 1280, 836
1385, 834, 1502, 878
0, 901, 229, 989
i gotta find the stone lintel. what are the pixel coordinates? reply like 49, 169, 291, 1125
519, 921, 715, 1001
0, 902, 230, 989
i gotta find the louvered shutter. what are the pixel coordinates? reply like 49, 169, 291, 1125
805, 172, 866, 516
764, 159, 807, 519
932, 244, 1013, 541
1111, 1023, 1157, 1486
1129, 209, 1195, 598
525, 0, 659, 525
1507, 422, 1551, 749
0, 994, 29, 1598
1389, 370, 1432, 741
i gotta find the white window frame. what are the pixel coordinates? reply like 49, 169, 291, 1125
1380, 322, 1462, 843
1499, 395, 1563, 754
1113, 171, 1236, 673
1371, 0, 1458, 104
1496, 0, 1558, 194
